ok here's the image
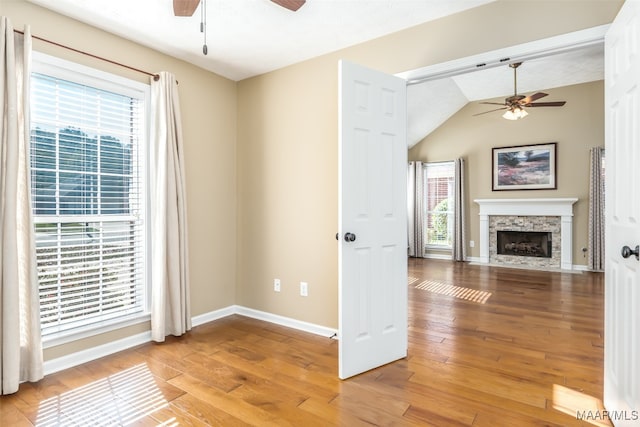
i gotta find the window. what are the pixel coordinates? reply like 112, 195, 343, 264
424, 161, 455, 248
30, 53, 149, 341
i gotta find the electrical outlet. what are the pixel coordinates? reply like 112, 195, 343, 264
274, 278, 281, 292
300, 281, 308, 297
469, 240, 475, 248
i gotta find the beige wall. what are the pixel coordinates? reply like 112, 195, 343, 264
236, 0, 621, 329
5, 0, 238, 360
3, 0, 622, 359
409, 81, 604, 266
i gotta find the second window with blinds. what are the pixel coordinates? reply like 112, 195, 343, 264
424, 161, 455, 250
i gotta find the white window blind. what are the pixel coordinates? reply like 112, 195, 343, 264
424, 161, 455, 248
30, 56, 148, 339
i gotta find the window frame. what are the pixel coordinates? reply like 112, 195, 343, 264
31, 52, 152, 348
423, 161, 455, 251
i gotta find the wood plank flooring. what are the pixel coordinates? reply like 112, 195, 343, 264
1, 259, 609, 426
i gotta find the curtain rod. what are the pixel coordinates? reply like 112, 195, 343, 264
14, 29, 160, 81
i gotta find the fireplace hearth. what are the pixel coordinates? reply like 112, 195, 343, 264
497, 230, 552, 258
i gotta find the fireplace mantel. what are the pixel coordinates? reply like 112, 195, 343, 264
474, 198, 578, 270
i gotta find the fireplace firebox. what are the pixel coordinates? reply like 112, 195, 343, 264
497, 231, 552, 258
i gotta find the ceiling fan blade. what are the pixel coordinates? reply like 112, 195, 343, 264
479, 102, 507, 106
526, 101, 567, 107
473, 107, 507, 116
173, 0, 200, 16
520, 92, 548, 104
271, 0, 306, 11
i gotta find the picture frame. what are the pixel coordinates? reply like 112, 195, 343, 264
492, 142, 557, 191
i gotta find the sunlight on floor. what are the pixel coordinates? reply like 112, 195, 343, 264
36, 363, 176, 426
414, 279, 492, 304
552, 384, 612, 427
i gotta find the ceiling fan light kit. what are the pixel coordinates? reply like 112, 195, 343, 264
475, 62, 567, 120
502, 107, 528, 121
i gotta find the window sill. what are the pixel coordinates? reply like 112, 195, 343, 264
425, 245, 453, 251
42, 312, 151, 349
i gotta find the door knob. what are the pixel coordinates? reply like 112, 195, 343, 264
336, 233, 339, 241
344, 232, 356, 242
621, 245, 640, 260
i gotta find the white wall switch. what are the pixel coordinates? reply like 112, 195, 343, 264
469, 240, 475, 248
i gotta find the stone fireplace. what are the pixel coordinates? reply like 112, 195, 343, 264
474, 199, 578, 270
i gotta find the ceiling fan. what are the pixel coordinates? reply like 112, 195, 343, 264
474, 62, 566, 120
173, 0, 306, 55
173, 0, 306, 16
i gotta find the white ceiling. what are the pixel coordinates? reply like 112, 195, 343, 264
27, 0, 496, 81
27, 0, 604, 146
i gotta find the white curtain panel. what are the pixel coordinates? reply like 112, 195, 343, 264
407, 161, 424, 258
588, 147, 605, 271
149, 72, 191, 342
452, 158, 467, 262
0, 18, 43, 395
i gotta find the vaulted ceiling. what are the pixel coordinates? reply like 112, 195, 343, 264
406, 42, 604, 146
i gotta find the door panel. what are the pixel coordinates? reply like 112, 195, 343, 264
338, 60, 407, 379
604, 1, 640, 423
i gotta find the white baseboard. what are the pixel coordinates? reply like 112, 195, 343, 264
423, 253, 452, 261
43, 330, 151, 376
572, 264, 589, 272
234, 306, 338, 338
191, 305, 236, 327
43, 305, 337, 376
419, 254, 483, 263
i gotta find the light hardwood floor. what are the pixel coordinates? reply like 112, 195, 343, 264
0, 259, 608, 426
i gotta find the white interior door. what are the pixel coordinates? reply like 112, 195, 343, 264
604, 0, 640, 423
338, 60, 407, 379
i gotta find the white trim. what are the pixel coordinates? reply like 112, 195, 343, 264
474, 198, 578, 270
398, 25, 608, 84
32, 51, 149, 97
42, 313, 150, 349
474, 198, 578, 217
43, 305, 337, 375
191, 305, 236, 327
423, 253, 453, 261
234, 306, 338, 338
425, 244, 453, 251
43, 330, 152, 375
572, 264, 590, 272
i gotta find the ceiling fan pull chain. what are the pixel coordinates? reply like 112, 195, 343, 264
201, 0, 208, 55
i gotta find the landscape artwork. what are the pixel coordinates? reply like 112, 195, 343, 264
492, 143, 557, 191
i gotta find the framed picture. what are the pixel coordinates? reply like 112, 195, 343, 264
492, 142, 557, 191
